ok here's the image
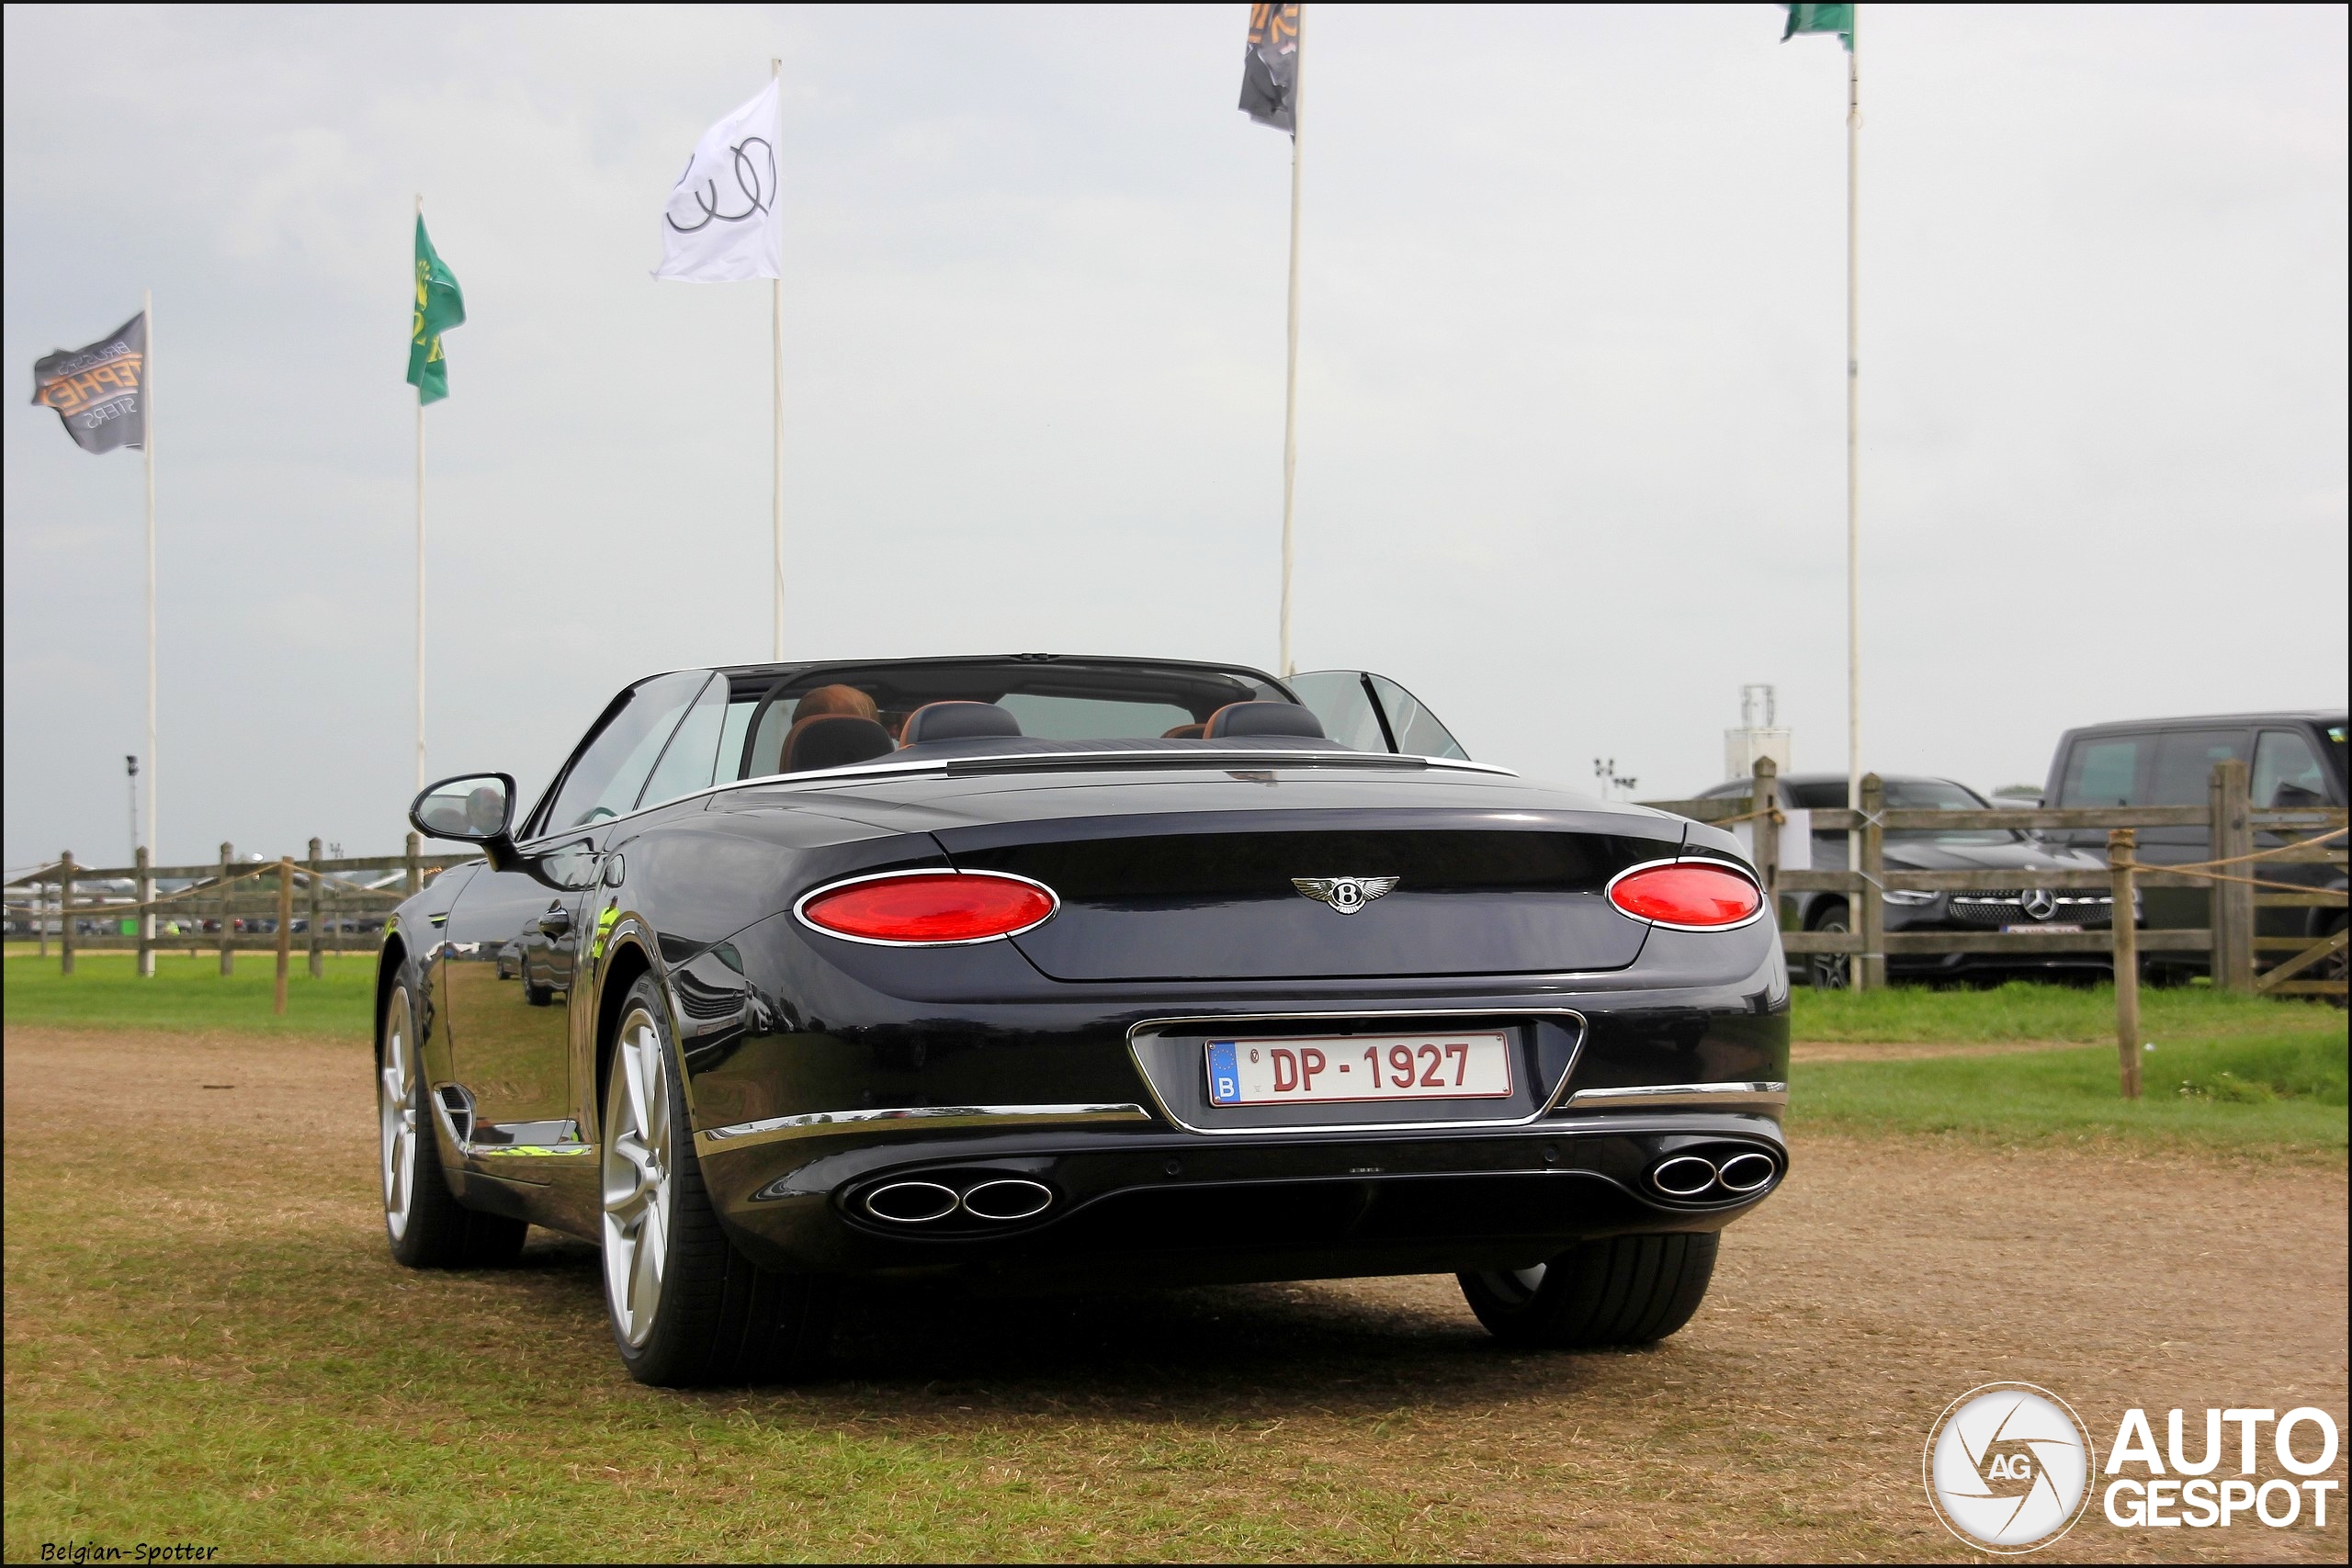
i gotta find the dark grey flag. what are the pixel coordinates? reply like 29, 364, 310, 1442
31, 312, 147, 454
1239, 3, 1300, 133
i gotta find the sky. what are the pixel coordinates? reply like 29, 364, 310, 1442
5, 3, 2346, 871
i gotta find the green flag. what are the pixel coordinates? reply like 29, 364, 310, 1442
1781, 3, 1853, 51
406, 216, 466, 405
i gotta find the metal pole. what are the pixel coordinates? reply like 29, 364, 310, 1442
142, 287, 158, 870
1276, 5, 1306, 678
415, 193, 427, 795
771, 57, 786, 662
1843, 29, 1863, 886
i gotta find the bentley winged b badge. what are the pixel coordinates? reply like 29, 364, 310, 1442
1291, 875, 1399, 915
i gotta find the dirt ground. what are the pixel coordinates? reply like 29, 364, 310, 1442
6, 1026, 2346, 1562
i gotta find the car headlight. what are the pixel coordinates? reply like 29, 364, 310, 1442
1883, 889, 1938, 906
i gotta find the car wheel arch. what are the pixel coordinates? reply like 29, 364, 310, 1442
375, 933, 411, 1063
592, 935, 658, 1128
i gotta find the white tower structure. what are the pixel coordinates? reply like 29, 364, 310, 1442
1724, 684, 1793, 783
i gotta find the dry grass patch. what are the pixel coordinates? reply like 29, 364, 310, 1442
6, 1026, 2346, 1562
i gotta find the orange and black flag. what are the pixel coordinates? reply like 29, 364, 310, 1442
1239, 3, 1300, 133
30, 311, 146, 455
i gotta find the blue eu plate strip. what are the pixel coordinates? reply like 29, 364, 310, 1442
1207, 1040, 1240, 1105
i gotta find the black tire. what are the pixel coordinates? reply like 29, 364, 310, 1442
1458, 1232, 1720, 1348
379, 963, 526, 1269
1806, 901, 1850, 990
600, 974, 835, 1386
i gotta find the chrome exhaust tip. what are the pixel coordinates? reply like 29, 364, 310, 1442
959, 1178, 1056, 1222
1649, 1155, 1719, 1198
1715, 1151, 1777, 1193
865, 1180, 960, 1224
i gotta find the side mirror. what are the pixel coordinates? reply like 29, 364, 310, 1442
410, 773, 520, 870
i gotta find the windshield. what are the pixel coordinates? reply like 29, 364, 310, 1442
1787, 777, 2020, 846
715, 657, 1304, 780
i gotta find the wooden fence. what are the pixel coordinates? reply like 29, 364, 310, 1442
1643, 758, 2347, 1002
4, 834, 476, 982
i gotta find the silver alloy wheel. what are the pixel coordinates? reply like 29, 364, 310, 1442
1509, 1264, 1547, 1296
602, 1004, 676, 1348
379, 987, 418, 1240
1811, 916, 1851, 990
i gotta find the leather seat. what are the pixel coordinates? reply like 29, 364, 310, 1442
1161, 723, 1206, 740
780, 714, 896, 773
1201, 701, 1327, 741
899, 702, 1023, 745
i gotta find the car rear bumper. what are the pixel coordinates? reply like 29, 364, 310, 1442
697, 1111, 1787, 1288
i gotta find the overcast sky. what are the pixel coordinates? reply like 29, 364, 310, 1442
6, 3, 2346, 870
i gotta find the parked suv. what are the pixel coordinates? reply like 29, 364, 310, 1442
2042, 712, 2347, 980
1693, 773, 2124, 988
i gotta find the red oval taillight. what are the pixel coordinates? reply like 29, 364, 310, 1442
1608, 863, 1762, 929
797, 871, 1057, 945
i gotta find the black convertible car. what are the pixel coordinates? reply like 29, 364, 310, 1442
381, 655, 1788, 1386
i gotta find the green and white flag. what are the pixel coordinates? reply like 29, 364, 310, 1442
406, 216, 466, 404
1782, 3, 1853, 50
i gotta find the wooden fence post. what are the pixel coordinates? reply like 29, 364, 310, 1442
406, 831, 423, 897
218, 842, 236, 976
1752, 757, 1781, 924
2109, 828, 2142, 1100
274, 858, 295, 1015
58, 852, 76, 976
307, 838, 324, 979
1858, 773, 1886, 991
135, 846, 154, 978
2209, 759, 2255, 992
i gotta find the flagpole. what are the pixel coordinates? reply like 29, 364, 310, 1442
415, 193, 428, 796
141, 285, 158, 976
1277, 5, 1306, 678
770, 56, 785, 662
1844, 19, 1865, 984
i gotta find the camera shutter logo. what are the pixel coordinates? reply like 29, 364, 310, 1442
1924, 1382, 2094, 1551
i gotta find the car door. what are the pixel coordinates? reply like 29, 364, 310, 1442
2250, 727, 2343, 944
1289, 671, 1470, 759
436, 670, 714, 1146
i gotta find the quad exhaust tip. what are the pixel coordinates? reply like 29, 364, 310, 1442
1647, 1149, 1779, 1200
864, 1176, 1057, 1224
959, 1178, 1055, 1221
1649, 1156, 1719, 1198
865, 1180, 961, 1224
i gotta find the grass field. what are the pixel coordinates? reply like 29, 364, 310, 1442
6, 956, 2345, 1560
6, 1027, 2344, 1563
4, 951, 377, 1038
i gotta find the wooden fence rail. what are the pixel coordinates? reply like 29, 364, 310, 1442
4, 833, 480, 974
1642, 760, 2346, 1000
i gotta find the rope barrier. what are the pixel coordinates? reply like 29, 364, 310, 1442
19, 859, 413, 919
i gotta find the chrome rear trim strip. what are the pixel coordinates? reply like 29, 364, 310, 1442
698, 1101, 1153, 1153
1562, 1081, 1789, 1111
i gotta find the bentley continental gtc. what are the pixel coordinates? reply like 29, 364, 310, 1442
381, 655, 1789, 1385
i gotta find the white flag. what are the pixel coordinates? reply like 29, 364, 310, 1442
654, 78, 782, 283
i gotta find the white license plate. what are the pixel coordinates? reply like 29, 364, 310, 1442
1205, 1030, 1514, 1106
2004, 923, 2084, 934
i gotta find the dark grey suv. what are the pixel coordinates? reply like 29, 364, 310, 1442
1694, 773, 2127, 988
2043, 712, 2347, 980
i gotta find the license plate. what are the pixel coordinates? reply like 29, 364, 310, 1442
1205, 1030, 1513, 1106
2004, 923, 2084, 934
